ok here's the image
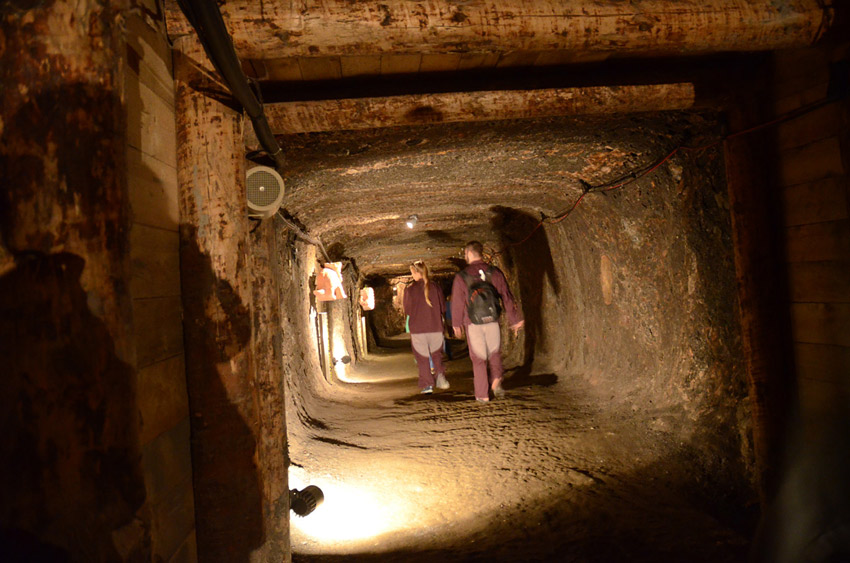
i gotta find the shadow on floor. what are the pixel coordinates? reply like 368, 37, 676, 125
375, 334, 414, 349
503, 365, 558, 391
393, 391, 472, 405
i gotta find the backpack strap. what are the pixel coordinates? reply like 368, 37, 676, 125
460, 266, 495, 284
480, 265, 492, 282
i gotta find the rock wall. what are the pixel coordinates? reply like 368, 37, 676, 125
497, 114, 752, 507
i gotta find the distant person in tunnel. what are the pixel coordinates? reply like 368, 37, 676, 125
452, 241, 524, 402
404, 260, 450, 394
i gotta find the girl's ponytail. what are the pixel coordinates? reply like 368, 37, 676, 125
412, 261, 432, 307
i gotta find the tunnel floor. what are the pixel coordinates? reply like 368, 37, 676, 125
289, 339, 752, 562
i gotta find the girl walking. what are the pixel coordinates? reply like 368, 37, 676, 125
403, 261, 450, 393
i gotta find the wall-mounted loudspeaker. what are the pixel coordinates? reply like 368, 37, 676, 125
246, 166, 285, 218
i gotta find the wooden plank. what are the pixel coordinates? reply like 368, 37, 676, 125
125, 53, 174, 112
797, 376, 850, 431
125, 11, 174, 103
141, 418, 196, 560
419, 53, 461, 72
774, 103, 845, 151
247, 83, 695, 140
340, 54, 381, 77
126, 75, 178, 167
785, 220, 850, 262
380, 53, 421, 74
534, 50, 610, 65
263, 57, 302, 81
773, 81, 830, 115
496, 50, 541, 67
772, 47, 831, 95
781, 176, 850, 226
791, 302, 850, 347
133, 295, 184, 368
480, 52, 501, 68
298, 56, 341, 80
150, 484, 196, 563
457, 52, 490, 70
141, 418, 193, 505
794, 342, 850, 384
241, 59, 264, 79
127, 145, 180, 231
777, 137, 845, 188
165, 0, 830, 59
131, 223, 181, 299
788, 261, 850, 303
169, 531, 197, 563
533, 50, 574, 66
137, 354, 189, 446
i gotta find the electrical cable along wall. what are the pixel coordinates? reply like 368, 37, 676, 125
490, 92, 849, 258
492, 112, 754, 502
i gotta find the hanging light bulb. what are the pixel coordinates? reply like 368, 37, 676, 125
405, 214, 418, 229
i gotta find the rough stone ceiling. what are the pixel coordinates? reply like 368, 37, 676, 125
281, 112, 709, 276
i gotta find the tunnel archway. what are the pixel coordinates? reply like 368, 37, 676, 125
275, 112, 754, 561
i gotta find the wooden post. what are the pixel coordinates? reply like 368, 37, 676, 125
166, 0, 831, 59
174, 38, 288, 561
0, 0, 151, 559
725, 104, 798, 504
248, 219, 291, 559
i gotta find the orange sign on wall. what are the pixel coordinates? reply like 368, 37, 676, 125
359, 287, 375, 311
314, 262, 347, 301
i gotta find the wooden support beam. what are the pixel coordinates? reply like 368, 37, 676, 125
725, 104, 798, 504
247, 218, 291, 558
174, 39, 288, 562
245, 83, 695, 145
0, 0, 154, 559
166, 0, 831, 60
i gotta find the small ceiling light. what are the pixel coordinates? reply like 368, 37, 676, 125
405, 214, 418, 229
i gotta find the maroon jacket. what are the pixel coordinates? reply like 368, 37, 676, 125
451, 260, 522, 328
403, 280, 446, 334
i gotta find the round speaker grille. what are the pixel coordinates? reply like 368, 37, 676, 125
247, 169, 282, 207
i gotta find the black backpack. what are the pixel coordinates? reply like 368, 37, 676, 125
460, 266, 502, 324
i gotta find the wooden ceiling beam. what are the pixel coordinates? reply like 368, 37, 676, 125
244, 83, 695, 146
165, 0, 831, 60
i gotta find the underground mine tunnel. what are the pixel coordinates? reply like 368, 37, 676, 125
1, 1, 849, 562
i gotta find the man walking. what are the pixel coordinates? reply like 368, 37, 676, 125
451, 241, 524, 402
